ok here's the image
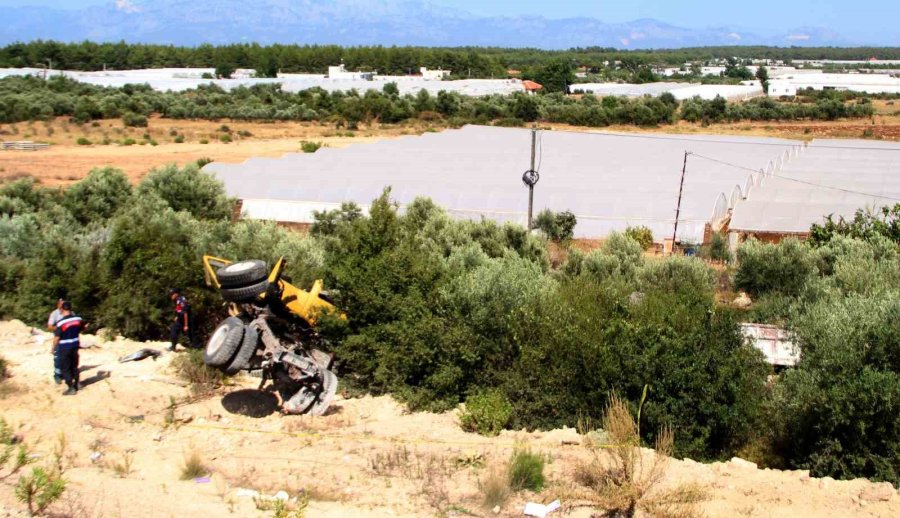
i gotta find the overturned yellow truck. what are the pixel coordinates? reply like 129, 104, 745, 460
202, 256, 340, 415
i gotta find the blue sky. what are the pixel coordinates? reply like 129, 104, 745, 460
2, 0, 895, 42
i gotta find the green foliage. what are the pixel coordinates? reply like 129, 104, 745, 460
218, 133, 232, 143
734, 238, 818, 297
533, 209, 577, 242
459, 389, 514, 436
624, 226, 653, 250
122, 112, 148, 127
75, 137, 91, 145
638, 256, 715, 297
508, 449, 545, 492
300, 141, 324, 153
706, 232, 731, 262
15, 467, 66, 516
136, 163, 232, 220
809, 204, 900, 245
771, 292, 900, 485
172, 349, 226, 395
63, 167, 132, 225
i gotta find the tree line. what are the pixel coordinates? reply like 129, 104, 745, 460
0, 75, 874, 130
3, 41, 900, 78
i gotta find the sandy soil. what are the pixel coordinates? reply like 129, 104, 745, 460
0, 319, 896, 517
0, 118, 420, 186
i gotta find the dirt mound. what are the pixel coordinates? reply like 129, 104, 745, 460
0, 320, 896, 517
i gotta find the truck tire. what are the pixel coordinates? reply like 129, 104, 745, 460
216, 260, 267, 288
224, 325, 259, 375
309, 370, 338, 416
220, 279, 269, 302
203, 317, 244, 367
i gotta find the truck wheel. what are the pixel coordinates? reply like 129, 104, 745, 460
203, 317, 244, 367
281, 386, 317, 415
216, 260, 267, 288
224, 325, 259, 375
309, 370, 338, 416
220, 279, 269, 302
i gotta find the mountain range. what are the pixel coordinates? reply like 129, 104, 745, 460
0, 0, 857, 49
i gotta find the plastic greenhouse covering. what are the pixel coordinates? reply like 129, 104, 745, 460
206, 125, 810, 242
729, 139, 900, 234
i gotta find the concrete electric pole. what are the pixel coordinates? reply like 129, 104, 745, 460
523, 127, 540, 231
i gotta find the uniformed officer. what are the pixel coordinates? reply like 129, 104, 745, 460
168, 288, 196, 351
52, 301, 83, 396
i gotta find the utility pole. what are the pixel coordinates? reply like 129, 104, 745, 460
523, 127, 540, 231
671, 151, 692, 252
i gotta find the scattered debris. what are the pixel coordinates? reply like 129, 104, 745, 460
119, 348, 162, 363
90, 452, 103, 464
235, 488, 260, 498
194, 477, 211, 484
524, 499, 560, 518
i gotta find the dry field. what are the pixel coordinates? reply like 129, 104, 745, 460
0, 319, 897, 517
0, 117, 426, 186
1, 102, 897, 187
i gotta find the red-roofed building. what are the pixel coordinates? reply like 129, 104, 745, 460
523, 80, 543, 94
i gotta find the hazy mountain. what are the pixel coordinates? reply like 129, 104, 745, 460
0, 0, 855, 48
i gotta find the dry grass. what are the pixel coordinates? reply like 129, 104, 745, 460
571, 393, 707, 518
479, 465, 510, 509
180, 450, 209, 480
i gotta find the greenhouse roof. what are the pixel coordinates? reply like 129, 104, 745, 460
206, 125, 805, 242
729, 139, 900, 234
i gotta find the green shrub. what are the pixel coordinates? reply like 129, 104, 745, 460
300, 140, 323, 153
494, 117, 525, 127
199, 138, 209, 144
136, 163, 232, 221
15, 467, 66, 516
121, 138, 135, 146
508, 448, 545, 492
172, 349, 225, 395
625, 226, 654, 250
638, 256, 715, 296
771, 292, 900, 485
63, 167, 132, 225
734, 238, 817, 297
218, 133, 232, 143
459, 389, 514, 436
122, 112, 148, 128
75, 137, 91, 146
533, 209, 577, 242
706, 232, 731, 262
174, 134, 185, 143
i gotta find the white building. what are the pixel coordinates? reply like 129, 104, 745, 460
327, 64, 376, 80
768, 73, 900, 95
767, 81, 798, 97
419, 67, 450, 81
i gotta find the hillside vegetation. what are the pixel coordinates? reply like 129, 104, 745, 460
1, 170, 899, 486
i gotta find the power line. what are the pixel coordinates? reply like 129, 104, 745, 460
689, 152, 900, 202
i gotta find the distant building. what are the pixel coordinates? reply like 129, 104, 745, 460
767, 81, 798, 97
327, 64, 376, 80
419, 67, 450, 80
522, 80, 543, 95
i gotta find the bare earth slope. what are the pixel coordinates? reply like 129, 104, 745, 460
0, 320, 896, 517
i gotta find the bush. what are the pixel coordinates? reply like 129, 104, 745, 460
63, 167, 132, 225
638, 256, 715, 297
218, 133, 232, 143
300, 140, 323, 153
121, 138, 135, 146
199, 138, 209, 144
769, 292, 900, 485
75, 137, 91, 146
508, 448, 545, 492
706, 232, 731, 262
734, 238, 818, 297
459, 389, 514, 436
174, 134, 185, 143
122, 112, 148, 128
533, 209, 577, 242
15, 467, 66, 516
136, 163, 232, 221
625, 226, 654, 250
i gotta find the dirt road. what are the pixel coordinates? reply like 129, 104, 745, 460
0, 320, 896, 517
